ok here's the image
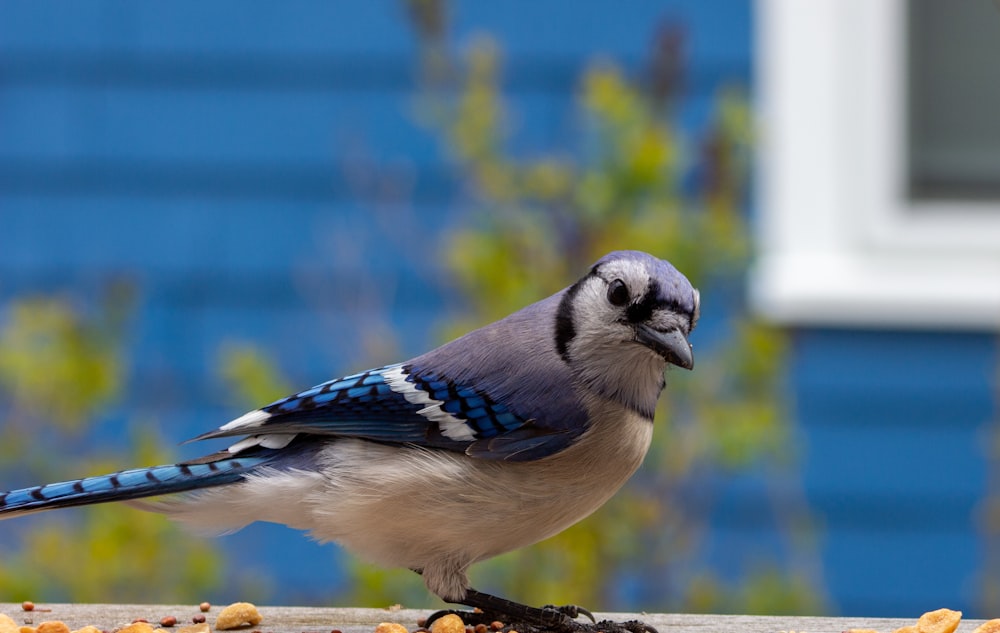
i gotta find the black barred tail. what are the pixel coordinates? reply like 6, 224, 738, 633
0, 454, 270, 519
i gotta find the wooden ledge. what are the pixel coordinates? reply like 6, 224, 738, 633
0, 604, 987, 633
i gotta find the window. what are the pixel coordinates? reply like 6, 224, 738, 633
751, 0, 1000, 329
908, 0, 1000, 201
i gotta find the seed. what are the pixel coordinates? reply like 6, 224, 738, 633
199, 603, 211, 613
36, 622, 71, 633
917, 609, 962, 633
972, 620, 1000, 633
429, 614, 464, 633
490, 623, 504, 632
160, 617, 177, 628
215, 603, 262, 631
119, 622, 154, 633
191, 616, 206, 625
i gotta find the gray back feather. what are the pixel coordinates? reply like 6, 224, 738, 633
407, 292, 589, 433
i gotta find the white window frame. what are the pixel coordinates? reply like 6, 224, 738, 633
750, 0, 1000, 330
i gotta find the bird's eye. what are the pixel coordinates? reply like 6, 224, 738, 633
607, 279, 630, 306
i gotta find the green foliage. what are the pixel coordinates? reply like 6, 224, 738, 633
0, 290, 127, 435
218, 342, 294, 408
0, 285, 223, 603
681, 567, 824, 615
429, 44, 751, 340
344, 563, 433, 609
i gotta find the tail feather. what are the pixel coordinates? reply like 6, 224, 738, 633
0, 454, 271, 519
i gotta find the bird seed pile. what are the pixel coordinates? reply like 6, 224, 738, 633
0, 603, 261, 633
0, 603, 489, 633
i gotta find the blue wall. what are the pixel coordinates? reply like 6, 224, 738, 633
794, 329, 996, 615
2, 0, 997, 619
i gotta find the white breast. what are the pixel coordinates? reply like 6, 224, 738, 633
149, 400, 654, 602
315, 398, 653, 598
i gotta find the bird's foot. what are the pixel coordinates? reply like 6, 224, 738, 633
425, 604, 590, 628
540, 605, 595, 623
575, 619, 658, 633
428, 588, 656, 633
424, 605, 656, 633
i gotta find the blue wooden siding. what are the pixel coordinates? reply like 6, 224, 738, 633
2, 0, 998, 619
793, 329, 996, 615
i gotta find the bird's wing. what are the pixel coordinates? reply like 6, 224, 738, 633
190, 363, 585, 462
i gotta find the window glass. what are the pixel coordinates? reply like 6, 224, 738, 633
908, 0, 1000, 201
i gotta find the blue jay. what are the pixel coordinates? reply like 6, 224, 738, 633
0, 250, 698, 633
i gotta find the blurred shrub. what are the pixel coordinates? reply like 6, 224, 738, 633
0, 285, 223, 603
0, 293, 125, 436
218, 343, 294, 409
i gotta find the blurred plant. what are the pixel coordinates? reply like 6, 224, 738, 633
218, 342, 294, 408
0, 284, 223, 603
0, 290, 127, 436
352, 6, 825, 614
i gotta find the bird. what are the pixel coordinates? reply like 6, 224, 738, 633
0, 250, 699, 633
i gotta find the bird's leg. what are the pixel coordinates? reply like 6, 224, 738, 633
425, 587, 656, 633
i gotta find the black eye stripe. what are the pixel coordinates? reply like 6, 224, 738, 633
623, 282, 694, 325
554, 277, 585, 362
626, 280, 660, 322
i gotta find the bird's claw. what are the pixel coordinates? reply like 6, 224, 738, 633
587, 619, 658, 633
424, 608, 656, 633
554, 619, 657, 633
540, 605, 595, 623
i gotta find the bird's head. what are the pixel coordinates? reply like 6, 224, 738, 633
555, 250, 699, 417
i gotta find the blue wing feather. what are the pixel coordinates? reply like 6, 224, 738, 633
0, 450, 279, 516
194, 362, 582, 461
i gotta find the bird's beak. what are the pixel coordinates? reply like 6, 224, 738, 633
636, 325, 694, 370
